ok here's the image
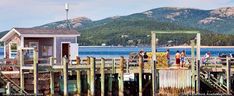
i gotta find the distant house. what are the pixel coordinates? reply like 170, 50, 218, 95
0, 28, 80, 64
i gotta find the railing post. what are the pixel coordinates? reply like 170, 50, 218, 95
90, 57, 96, 96
76, 56, 81, 96
86, 56, 91, 96
226, 56, 230, 94
33, 48, 38, 95
118, 56, 124, 96
196, 33, 201, 93
191, 40, 195, 93
50, 57, 54, 96
63, 56, 68, 96
101, 58, 105, 96
139, 55, 143, 96
151, 31, 157, 96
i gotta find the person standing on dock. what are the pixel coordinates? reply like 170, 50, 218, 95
166, 49, 170, 64
181, 50, 186, 67
175, 50, 181, 65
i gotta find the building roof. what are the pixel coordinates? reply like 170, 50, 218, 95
14, 28, 80, 35
0, 28, 80, 41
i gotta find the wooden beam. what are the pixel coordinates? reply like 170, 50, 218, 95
108, 74, 113, 96
90, 57, 96, 96
151, 31, 157, 96
86, 57, 91, 96
139, 55, 143, 96
63, 57, 68, 96
118, 56, 124, 96
226, 57, 231, 94
33, 48, 38, 95
20, 49, 24, 94
76, 56, 81, 96
191, 40, 195, 93
196, 33, 201, 93
50, 57, 54, 96
101, 58, 105, 96
151, 31, 199, 34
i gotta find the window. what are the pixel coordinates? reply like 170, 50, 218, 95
9, 43, 17, 58
42, 46, 53, 57
28, 42, 39, 58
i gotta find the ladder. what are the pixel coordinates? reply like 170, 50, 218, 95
200, 70, 233, 94
0, 71, 28, 95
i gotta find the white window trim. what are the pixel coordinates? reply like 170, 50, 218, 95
4, 42, 6, 58
53, 37, 56, 58
9, 42, 18, 59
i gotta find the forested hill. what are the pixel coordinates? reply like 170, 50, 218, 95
2, 7, 234, 46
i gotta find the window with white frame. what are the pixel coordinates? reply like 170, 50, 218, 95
28, 42, 39, 58
9, 42, 17, 58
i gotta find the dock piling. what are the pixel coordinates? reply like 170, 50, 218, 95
196, 33, 201, 93
191, 40, 195, 92
63, 56, 68, 96
50, 57, 54, 96
33, 48, 38, 95
139, 55, 143, 96
151, 31, 157, 96
90, 57, 96, 96
20, 48, 24, 94
226, 57, 230, 94
86, 57, 91, 96
76, 56, 81, 96
118, 56, 124, 96
101, 58, 105, 96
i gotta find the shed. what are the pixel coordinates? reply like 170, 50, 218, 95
0, 28, 80, 64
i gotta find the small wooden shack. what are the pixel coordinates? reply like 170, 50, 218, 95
0, 28, 80, 64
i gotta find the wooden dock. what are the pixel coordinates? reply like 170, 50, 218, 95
0, 54, 233, 95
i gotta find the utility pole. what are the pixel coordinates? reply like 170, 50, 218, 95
65, 3, 71, 29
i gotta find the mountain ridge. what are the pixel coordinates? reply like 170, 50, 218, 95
37, 7, 234, 34
1, 7, 234, 46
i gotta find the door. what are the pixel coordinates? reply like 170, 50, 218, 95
62, 43, 69, 59
69, 43, 79, 61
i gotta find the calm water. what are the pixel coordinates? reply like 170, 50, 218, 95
1, 47, 234, 59
78, 47, 234, 58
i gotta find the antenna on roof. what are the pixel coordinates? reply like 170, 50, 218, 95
65, 3, 72, 29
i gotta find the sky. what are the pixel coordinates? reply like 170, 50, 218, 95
0, 0, 234, 32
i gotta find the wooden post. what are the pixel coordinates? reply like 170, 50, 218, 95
191, 40, 195, 92
90, 57, 96, 96
6, 82, 11, 95
33, 48, 38, 95
76, 56, 81, 96
86, 57, 91, 96
112, 59, 116, 73
108, 59, 115, 96
151, 31, 157, 96
226, 57, 230, 94
63, 57, 68, 96
139, 55, 143, 96
50, 57, 54, 96
20, 49, 24, 94
118, 56, 124, 96
101, 58, 105, 96
196, 33, 201, 93
108, 75, 112, 96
